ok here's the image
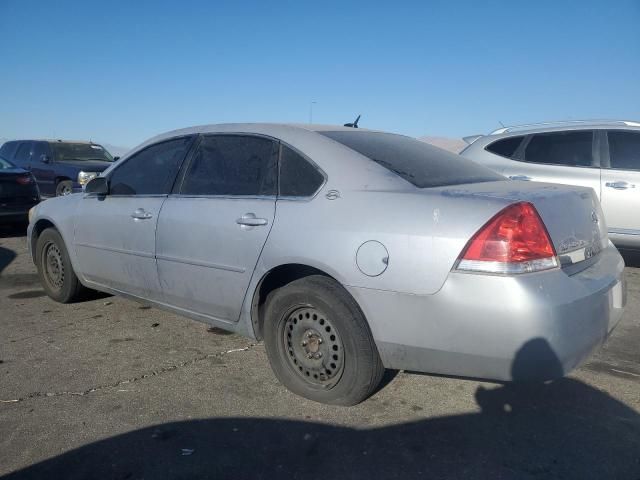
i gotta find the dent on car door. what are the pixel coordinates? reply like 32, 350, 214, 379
73, 136, 194, 299
507, 131, 601, 198
600, 130, 640, 241
155, 134, 278, 323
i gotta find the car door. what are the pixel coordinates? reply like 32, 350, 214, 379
155, 134, 277, 322
74, 136, 194, 300
30, 141, 56, 195
502, 130, 601, 199
600, 130, 640, 241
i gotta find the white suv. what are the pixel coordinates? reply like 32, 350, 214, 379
461, 120, 640, 249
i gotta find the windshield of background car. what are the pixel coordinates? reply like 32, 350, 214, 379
0, 155, 15, 169
51, 143, 114, 162
320, 131, 504, 188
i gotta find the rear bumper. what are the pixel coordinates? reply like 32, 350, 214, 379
348, 243, 626, 381
0, 200, 39, 221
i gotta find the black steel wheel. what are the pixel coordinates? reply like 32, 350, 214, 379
264, 275, 385, 405
281, 306, 345, 388
36, 228, 86, 303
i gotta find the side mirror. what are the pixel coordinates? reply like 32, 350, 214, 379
113, 156, 120, 161
40, 154, 51, 164
85, 177, 109, 195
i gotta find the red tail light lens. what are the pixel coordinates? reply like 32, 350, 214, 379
16, 175, 34, 185
457, 202, 558, 274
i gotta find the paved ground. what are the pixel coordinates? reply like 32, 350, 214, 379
0, 223, 639, 479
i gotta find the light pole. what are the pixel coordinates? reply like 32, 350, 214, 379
309, 101, 317, 124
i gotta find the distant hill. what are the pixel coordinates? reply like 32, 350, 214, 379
0, 137, 131, 158
418, 136, 466, 153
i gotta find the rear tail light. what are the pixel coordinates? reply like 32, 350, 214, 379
16, 175, 34, 185
456, 202, 558, 274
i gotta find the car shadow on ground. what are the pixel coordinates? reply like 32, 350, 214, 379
620, 249, 640, 268
0, 222, 27, 239
0, 223, 26, 274
3, 340, 640, 479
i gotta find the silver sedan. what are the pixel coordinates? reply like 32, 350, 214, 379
27, 123, 626, 405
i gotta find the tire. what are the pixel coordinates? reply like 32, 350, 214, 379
263, 275, 385, 405
36, 228, 86, 303
55, 180, 73, 196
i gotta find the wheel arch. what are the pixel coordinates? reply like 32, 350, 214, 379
30, 218, 57, 263
251, 263, 351, 340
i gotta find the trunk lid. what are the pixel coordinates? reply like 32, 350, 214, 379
438, 180, 607, 259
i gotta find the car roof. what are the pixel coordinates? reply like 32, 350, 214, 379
462, 119, 640, 150
489, 119, 640, 136
2, 139, 103, 145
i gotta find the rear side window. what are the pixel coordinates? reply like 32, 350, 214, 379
607, 131, 640, 170
279, 145, 324, 197
0, 141, 19, 160
485, 136, 524, 158
109, 136, 193, 195
319, 131, 502, 188
180, 135, 277, 196
524, 131, 594, 167
14, 142, 33, 165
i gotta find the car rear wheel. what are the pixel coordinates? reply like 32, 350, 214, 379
36, 228, 86, 303
56, 180, 73, 196
263, 275, 384, 405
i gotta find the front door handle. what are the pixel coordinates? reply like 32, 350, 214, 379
509, 175, 532, 181
605, 181, 635, 190
131, 208, 153, 220
236, 213, 268, 227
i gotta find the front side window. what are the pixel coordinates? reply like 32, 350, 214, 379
279, 145, 324, 197
14, 142, 33, 164
180, 135, 277, 196
320, 131, 502, 188
485, 136, 524, 158
109, 136, 193, 195
607, 131, 640, 170
52, 142, 114, 162
524, 131, 594, 167
32, 142, 49, 163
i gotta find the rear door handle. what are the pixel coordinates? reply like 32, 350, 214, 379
509, 175, 532, 181
131, 208, 153, 220
605, 181, 635, 190
236, 213, 268, 227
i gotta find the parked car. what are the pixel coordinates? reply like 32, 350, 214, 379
0, 155, 40, 223
27, 123, 626, 405
0, 140, 115, 197
460, 120, 640, 250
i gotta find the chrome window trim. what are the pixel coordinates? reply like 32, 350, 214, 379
171, 132, 327, 202
167, 194, 277, 201
609, 228, 640, 236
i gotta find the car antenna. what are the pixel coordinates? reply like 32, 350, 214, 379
344, 114, 361, 128
498, 120, 505, 128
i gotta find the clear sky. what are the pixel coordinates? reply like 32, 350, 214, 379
1, 0, 639, 148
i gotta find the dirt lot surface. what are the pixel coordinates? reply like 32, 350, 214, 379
1, 223, 639, 479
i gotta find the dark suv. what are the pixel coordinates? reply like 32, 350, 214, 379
0, 140, 116, 196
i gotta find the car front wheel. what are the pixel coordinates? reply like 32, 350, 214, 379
36, 228, 86, 303
263, 275, 384, 405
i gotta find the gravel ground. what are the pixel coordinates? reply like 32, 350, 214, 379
1, 223, 639, 479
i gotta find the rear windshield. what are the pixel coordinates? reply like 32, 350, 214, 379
319, 131, 503, 188
51, 143, 114, 162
